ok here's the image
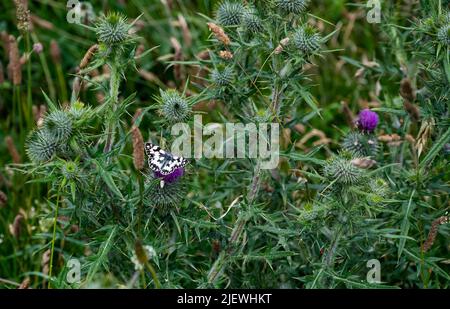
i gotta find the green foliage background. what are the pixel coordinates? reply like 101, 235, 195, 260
0, 0, 449, 288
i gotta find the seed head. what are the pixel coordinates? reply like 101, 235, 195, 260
437, 24, 450, 46
26, 130, 58, 163
293, 25, 321, 54
145, 178, 187, 215
43, 110, 72, 143
242, 9, 264, 34
207, 22, 231, 45
276, 0, 310, 15
323, 152, 363, 186
95, 12, 130, 45
61, 161, 79, 180
159, 89, 191, 123
216, 1, 245, 26
342, 132, 379, 157
211, 66, 235, 86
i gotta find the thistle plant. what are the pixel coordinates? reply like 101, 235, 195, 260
1, 0, 449, 290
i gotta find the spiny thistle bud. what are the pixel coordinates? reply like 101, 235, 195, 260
437, 24, 450, 46
159, 89, 191, 123
368, 178, 389, 203
43, 110, 72, 143
216, 1, 245, 26
68, 100, 88, 119
276, 0, 310, 15
342, 132, 379, 157
145, 178, 187, 215
323, 152, 363, 186
26, 130, 58, 163
61, 161, 79, 180
242, 9, 264, 34
356, 109, 379, 133
95, 12, 130, 45
298, 202, 318, 222
211, 66, 235, 86
293, 25, 321, 54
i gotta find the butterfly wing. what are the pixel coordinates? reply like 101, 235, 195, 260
145, 143, 188, 175
145, 143, 165, 172
160, 154, 188, 175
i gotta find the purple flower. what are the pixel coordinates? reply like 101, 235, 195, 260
154, 167, 184, 183
357, 109, 379, 132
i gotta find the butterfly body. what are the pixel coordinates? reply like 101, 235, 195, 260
145, 143, 188, 176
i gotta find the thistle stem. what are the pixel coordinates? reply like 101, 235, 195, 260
103, 61, 121, 157
48, 183, 62, 288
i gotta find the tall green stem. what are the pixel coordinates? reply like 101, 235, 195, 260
48, 183, 63, 289
103, 61, 121, 157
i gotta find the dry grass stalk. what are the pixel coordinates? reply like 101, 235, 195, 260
18, 278, 30, 289
415, 118, 434, 158
31, 14, 54, 30
0, 190, 7, 208
79, 44, 98, 70
275, 37, 290, 54
13, 0, 31, 32
131, 126, 144, 171
50, 39, 61, 64
9, 213, 24, 239
170, 37, 184, 83
177, 14, 192, 47
8, 35, 22, 85
207, 22, 230, 46
351, 157, 377, 169
5, 136, 21, 164
0, 60, 4, 84
422, 215, 449, 253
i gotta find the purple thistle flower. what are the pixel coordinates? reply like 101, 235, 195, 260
154, 167, 184, 183
357, 109, 379, 132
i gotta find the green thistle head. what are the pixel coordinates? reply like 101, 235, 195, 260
342, 132, 379, 158
293, 25, 321, 54
368, 178, 389, 203
323, 152, 364, 186
43, 110, 72, 143
242, 9, 264, 34
61, 161, 79, 180
68, 100, 89, 120
26, 130, 58, 163
276, 0, 310, 15
437, 24, 450, 46
211, 66, 235, 86
216, 1, 245, 26
145, 178, 187, 215
159, 89, 191, 123
95, 12, 130, 45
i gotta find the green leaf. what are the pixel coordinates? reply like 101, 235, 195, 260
419, 127, 450, 170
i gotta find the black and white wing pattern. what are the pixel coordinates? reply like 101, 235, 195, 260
144, 143, 188, 175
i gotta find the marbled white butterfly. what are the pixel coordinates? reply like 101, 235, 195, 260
144, 142, 188, 175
